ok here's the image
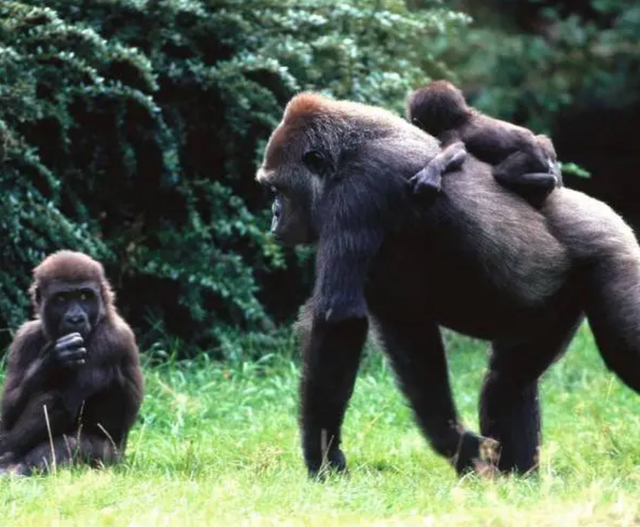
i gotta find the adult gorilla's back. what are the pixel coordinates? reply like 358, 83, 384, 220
386, 154, 572, 337
256, 92, 640, 477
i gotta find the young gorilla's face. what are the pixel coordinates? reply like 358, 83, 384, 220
40, 281, 102, 338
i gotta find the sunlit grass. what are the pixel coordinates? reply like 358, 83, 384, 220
2, 324, 640, 526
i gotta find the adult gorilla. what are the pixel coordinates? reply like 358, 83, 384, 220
256, 92, 640, 478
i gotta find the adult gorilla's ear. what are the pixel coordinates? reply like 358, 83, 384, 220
303, 150, 336, 179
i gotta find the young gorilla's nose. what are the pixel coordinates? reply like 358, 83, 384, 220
68, 314, 85, 325
64, 305, 88, 329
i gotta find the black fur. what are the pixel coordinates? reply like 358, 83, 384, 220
408, 80, 561, 205
257, 92, 640, 478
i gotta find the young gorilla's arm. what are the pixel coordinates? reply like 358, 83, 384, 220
95, 356, 143, 446
1, 326, 85, 432
62, 320, 143, 445
1, 327, 47, 431
409, 142, 467, 195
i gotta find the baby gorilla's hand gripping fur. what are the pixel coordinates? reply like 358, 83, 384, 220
409, 142, 468, 196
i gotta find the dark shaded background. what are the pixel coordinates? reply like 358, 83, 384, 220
0, 0, 637, 359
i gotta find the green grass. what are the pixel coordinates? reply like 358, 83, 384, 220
3, 324, 640, 526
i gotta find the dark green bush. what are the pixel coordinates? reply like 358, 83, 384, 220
443, 0, 640, 131
0, 0, 468, 358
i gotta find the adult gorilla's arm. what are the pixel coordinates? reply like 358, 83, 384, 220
299, 310, 368, 475
301, 145, 390, 475
301, 140, 471, 476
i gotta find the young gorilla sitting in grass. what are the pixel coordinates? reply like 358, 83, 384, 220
0, 251, 143, 476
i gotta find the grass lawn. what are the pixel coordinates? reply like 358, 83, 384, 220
2, 324, 640, 526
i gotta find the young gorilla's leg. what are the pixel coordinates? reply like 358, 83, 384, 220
1, 433, 118, 476
299, 312, 368, 477
410, 142, 467, 196
0, 392, 75, 461
371, 307, 497, 475
480, 307, 582, 473
492, 151, 558, 205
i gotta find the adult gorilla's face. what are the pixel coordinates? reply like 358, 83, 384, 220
256, 121, 330, 247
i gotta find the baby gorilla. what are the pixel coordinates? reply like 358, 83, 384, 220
407, 80, 561, 205
0, 251, 143, 475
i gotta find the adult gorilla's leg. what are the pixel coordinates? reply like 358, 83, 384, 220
584, 253, 640, 394
546, 188, 640, 401
480, 307, 582, 473
372, 308, 496, 474
299, 308, 368, 477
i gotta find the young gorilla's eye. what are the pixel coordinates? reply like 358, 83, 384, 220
302, 150, 326, 175
79, 291, 93, 301
55, 293, 68, 303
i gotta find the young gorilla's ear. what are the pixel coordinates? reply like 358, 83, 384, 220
303, 150, 335, 179
33, 286, 41, 305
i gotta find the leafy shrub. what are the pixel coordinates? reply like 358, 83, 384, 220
0, 0, 468, 358
442, 0, 640, 131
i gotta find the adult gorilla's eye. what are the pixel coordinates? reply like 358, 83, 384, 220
55, 293, 68, 303
302, 150, 326, 175
272, 194, 283, 218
